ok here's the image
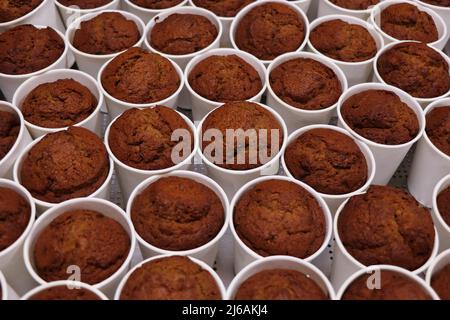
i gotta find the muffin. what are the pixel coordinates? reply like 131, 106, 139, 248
342, 270, 431, 300
57, 0, 112, 9
108, 106, 193, 170
30, 286, 101, 300
425, 106, 450, 156
380, 3, 439, 43
150, 13, 217, 55
0, 187, 31, 252
20, 127, 109, 203
192, 0, 255, 17
21, 79, 98, 129
201, 101, 284, 171
0, 25, 64, 75
377, 42, 450, 98
420, 0, 450, 6
341, 90, 420, 145
188, 55, 262, 102
269, 58, 342, 110
338, 185, 435, 270
120, 256, 221, 300
234, 2, 305, 60
0, 110, 19, 160
101, 47, 180, 104
234, 269, 328, 300
234, 179, 326, 258
330, 0, 379, 10
72, 12, 140, 55
284, 128, 368, 195
431, 265, 450, 300
310, 19, 377, 62
436, 185, 450, 228
130, 0, 183, 9
0, 0, 43, 23
34, 209, 130, 284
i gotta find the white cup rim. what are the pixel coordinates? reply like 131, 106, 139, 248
0, 0, 48, 27
0, 271, 6, 300
20, 280, 109, 300
323, 0, 379, 13
432, 174, 450, 234
425, 249, 450, 285
54, 0, 120, 13
421, 98, 450, 161
124, 0, 188, 14
0, 102, 28, 168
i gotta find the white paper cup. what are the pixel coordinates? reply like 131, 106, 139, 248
337, 83, 425, 185
0, 102, 32, 179
197, 102, 288, 199
55, 0, 120, 27
289, 0, 313, 13
408, 98, 450, 207
416, 0, 450, 46
432, 175, 450, 252
23, 197, 136, 298
0, 271, 19, 300
331, 196, 439, 290
230, 0, 310, 66
337, 264, 440, 299
0, 25, 68, 102
281, 124, 376, 214
13, 133, 114, 215
184, 48, 267, 123
12, 69, 104, 139
266, 51, 348, 134
307, 0, 319, 20
114, 254, 226, 300
122, 0, 188, 22
227, 256, 336, 300
425, 249, 450, 296
21, 280, 108, 300
105, 109, 198, 201
308, 15, 384, 87
318, 0, 384, 19
229, 176, 333, 274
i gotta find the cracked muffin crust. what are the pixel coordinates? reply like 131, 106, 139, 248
234, 179, 326, 258
420, 0, 450, 6
57, 0, 112, 9
425, 106, 450, 156
234, 2, 306, 60
34, 209, 130, 284
0, 110, 19, 160
436, 184, 450, 228
131, 176, 224, 251
188, 55, 262, 102
120, 256, 222, 300
431, 265, 450, 300
30, 286, 101, 300
130, 0, 183, 9
330, 0, 379, 10
338, 185, 435, 271
20, 127, 109, 203
0, 0, 43, 22
192, 0, 255, 17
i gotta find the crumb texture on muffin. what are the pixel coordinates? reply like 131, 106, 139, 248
58, 0, 112, 9
420, 0, 450, 7
426, 106, 450, 156
431, 265, 450, 300
193, 0, 255, 17
0, 0, 43, 23
30, 286, 101, 300
130, 0, 183, 9
0, 110, 19, 160
330, 0, 379, 10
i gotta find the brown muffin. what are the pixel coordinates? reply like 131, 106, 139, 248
34, 210, 130, 284
431, 265, 450, 300
0, 187, 31, 252
381, 3, 439, 43
436, 185, 450, 228
310, 19, 378, 63
425, 106, 450, 156
234, 179, 325, 258
0, 0, 43, 23
30, 286, 101, 300
101, 47, 180, 104
72, 12, 140, 55
330, 0, 379, 10
269, 58, 342, 110
420, 0, 450, 6
0, 110, 19, 160
235, 269, 328, 300
377, 42, 450, 98
338, 185, 435, 270
284, 128, 368, 195
201, 101, 284, 171
20, 127, 109, 203
188, 55, 262, 102
131, 176, 224, 251
342, 270, 431, 300
21, 79, 97, 129
57, 0, 112, 9
120, 256, 221, 300
130, 0, 183, 9
0, 25, 64, 75
108, 106, 193, 170
341, 90, 420, 145
234, 2, 305, 60
193, 0, 255, 17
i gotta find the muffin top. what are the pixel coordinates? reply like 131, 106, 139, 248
34, 209, 130, 284
130, 0, 183, 9
425, 106, 450, 156
0, 0, 43, 23
0, 25, 64, 75
310, 19, 377, 63
234, 269, 328, 300
72, 12, 140, 55
431, 264, 450, 300
234, 179, 326, 258
0, 110, 19, 160
131, 176, 225, 251
21, 79, 97, 129
380, 3, 439, 43
338, 185, 435, 270
30, 286, 101, 300
341, 89, 420, 145
330, 0, 379, 9
0, 187, 30, 252
269, 57, 342, 110
150, 13, 217, 55
284, 128, 368, 195
20, 127, 109, 203
342, 270, 431, 300
101, 47, 180, 104
193, 0, 255, 17
377, 42, 450, 98
201, 101, 284, 171
436, 185, 450, 228
420, 0, 450, 6
57, 0, 112, 9
234, 2, 305, 60
120, 256, 222, 300
188, 55, 262, 102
